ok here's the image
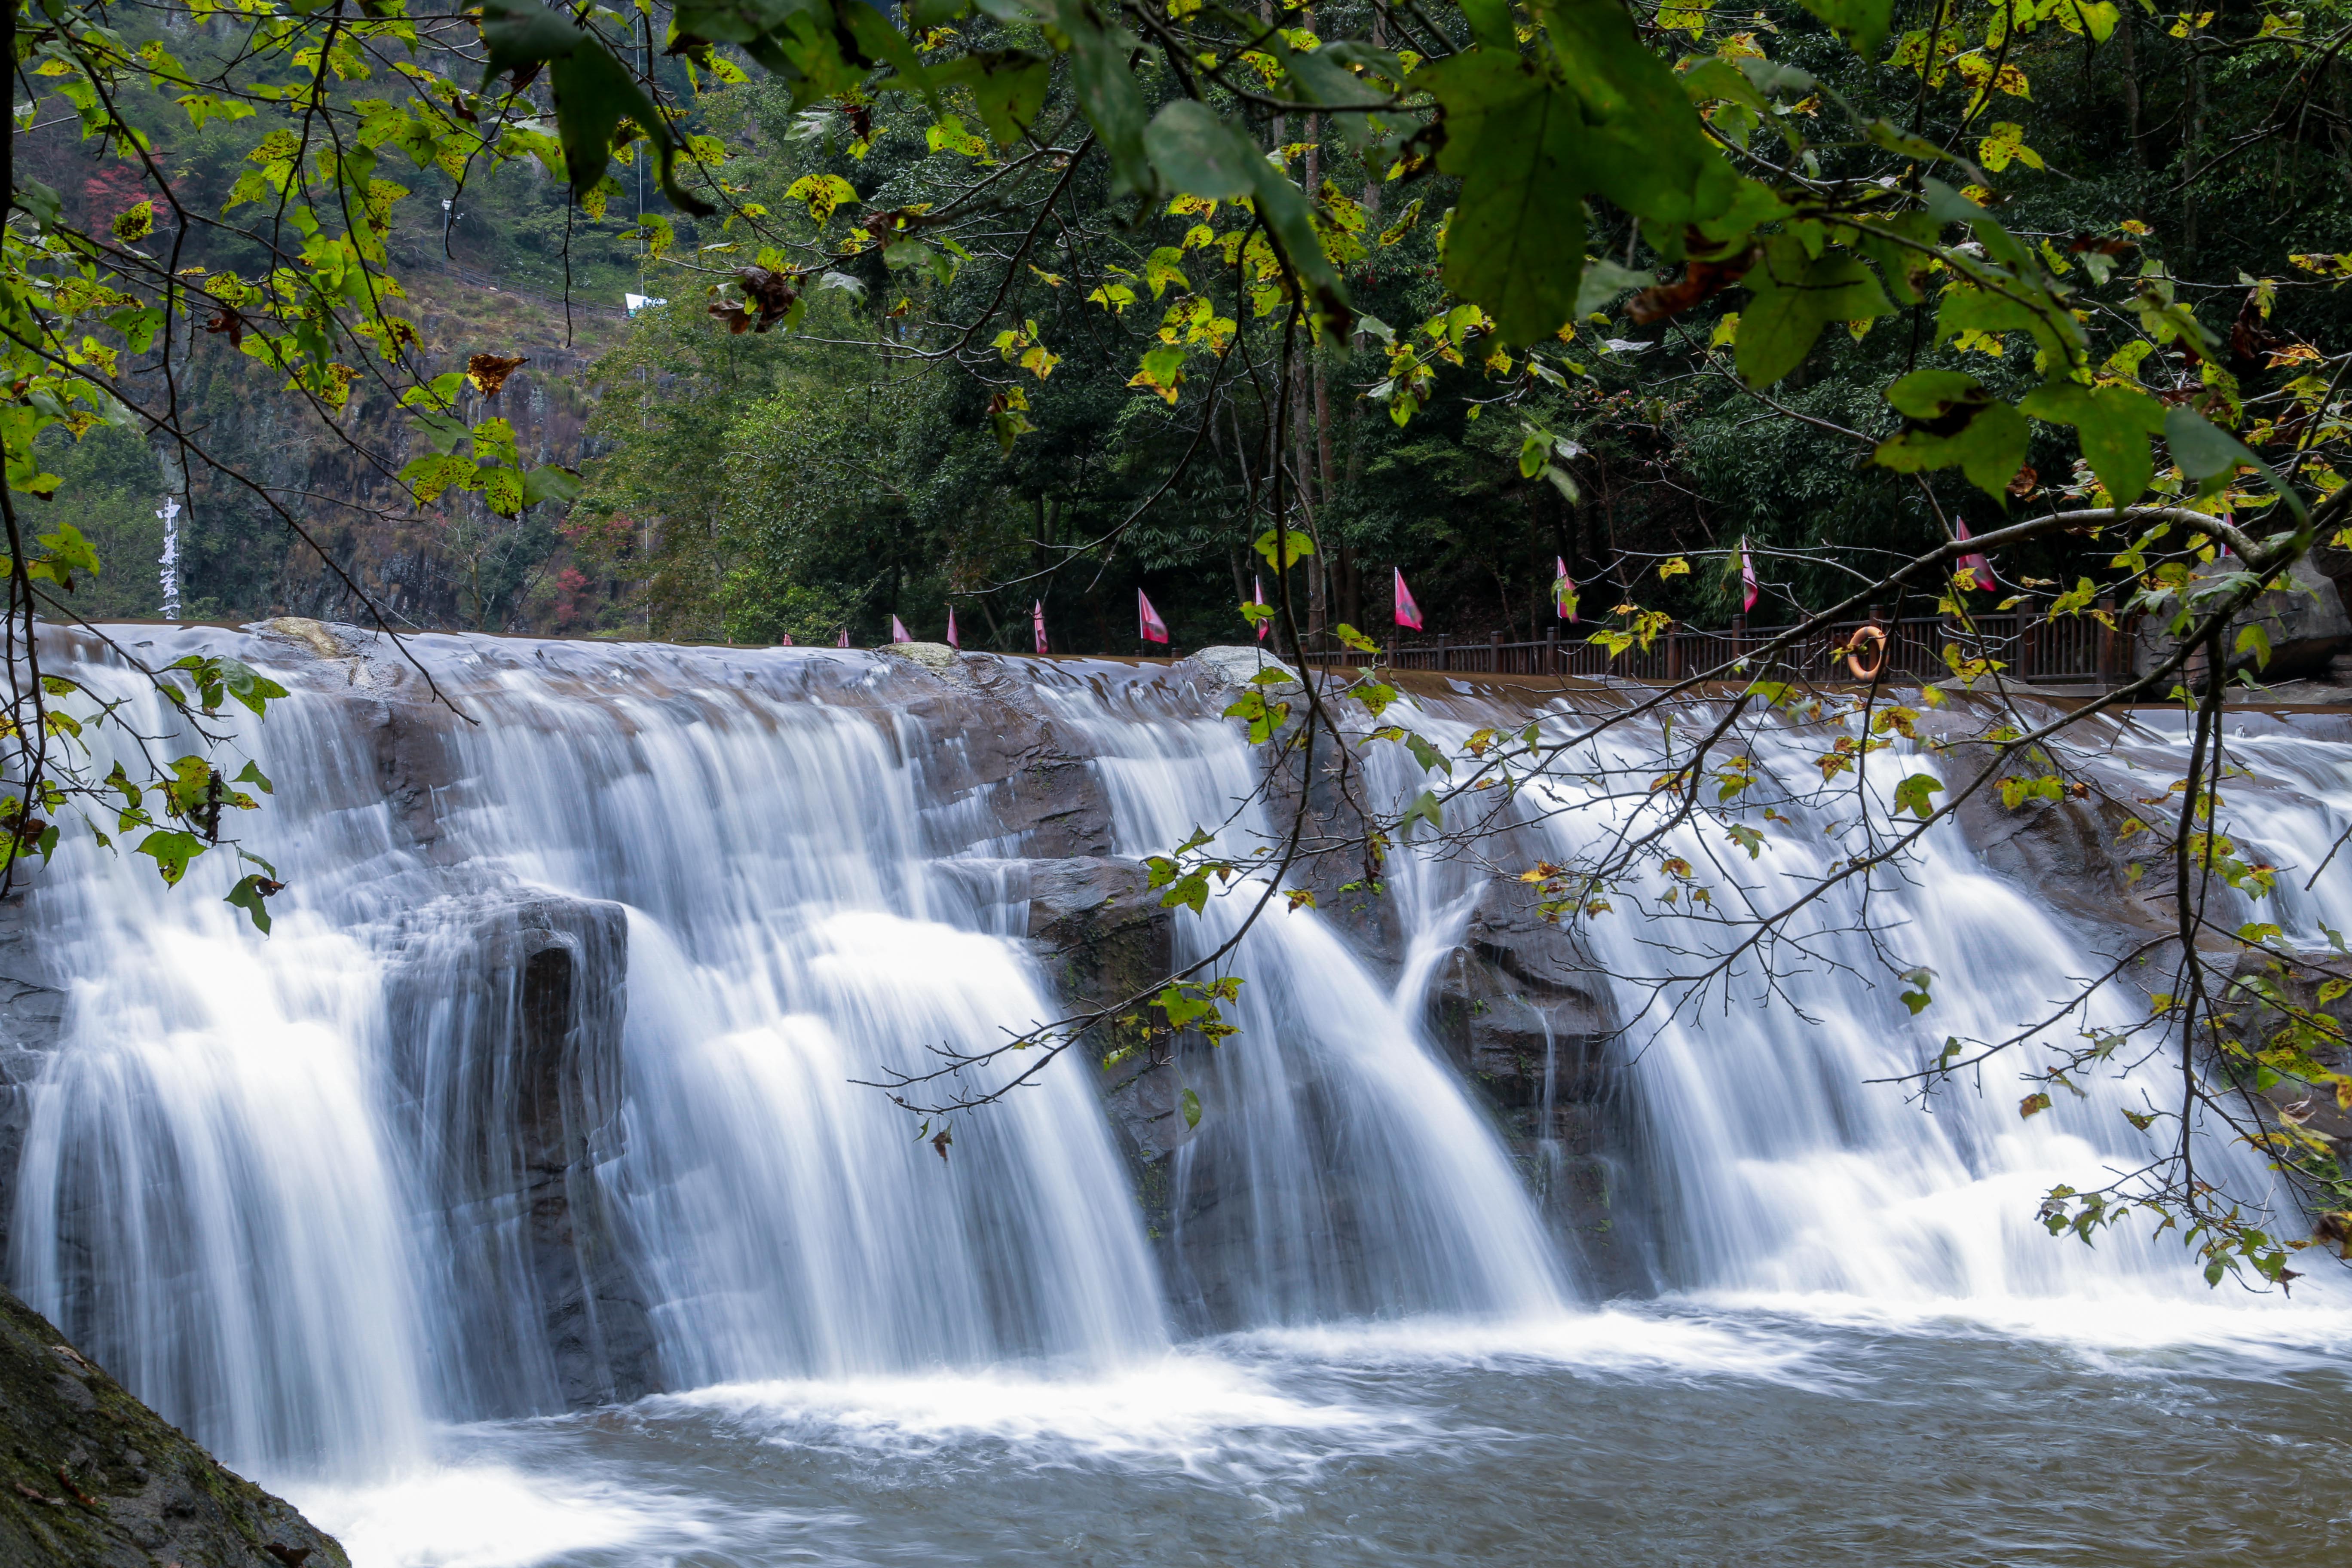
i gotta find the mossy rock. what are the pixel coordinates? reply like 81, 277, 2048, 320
1, 1288, 349, 1568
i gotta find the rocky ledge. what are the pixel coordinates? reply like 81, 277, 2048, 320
1, 1286, 347, 1568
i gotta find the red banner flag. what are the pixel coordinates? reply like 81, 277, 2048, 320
891, 616, 912, 644
1954, 519, 1994, 591
1394, 567, 1423, 631
1139, 588, 1169, 645
945, 608, 959, 649
778, 631, 794, 646
837, 628, 850, 648
1033, 600, 1048, 655
1741, 539, 1759, 612
1253, 574, 1268, 642
1554, 557, 1577, 623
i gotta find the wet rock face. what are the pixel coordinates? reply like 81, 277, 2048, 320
0, 1286, 349, 1568
387, 894, 657, 1414
1421, 874, 1654, 1295
0, 903, 65, 1268
2224, 948, 2352, 1145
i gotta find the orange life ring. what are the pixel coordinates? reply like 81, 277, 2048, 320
1843, 624, 1887, 681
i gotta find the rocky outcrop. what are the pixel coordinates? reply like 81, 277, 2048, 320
0, 897, 66, 1268
2135, 556, 2352, 683
387, 893, 656, 1414
1423, 877, 1650, 1290
1, 1286, 348, 1568
1021, 857, 1184, 1234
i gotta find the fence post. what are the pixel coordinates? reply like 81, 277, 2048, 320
2019, 597, 2040, 683
1666, 621, 1683, 683
1546, 624, 1559, 675
1489, 630, 1503, 673
1436, 633, 1449, 672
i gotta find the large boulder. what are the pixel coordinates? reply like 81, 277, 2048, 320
1, 1286, 348, 1568
385, 893, 656, 1413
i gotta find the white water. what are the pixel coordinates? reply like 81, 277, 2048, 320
5, 632, 2349, 1563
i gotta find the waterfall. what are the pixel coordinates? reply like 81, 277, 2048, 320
1, 629, 1562, 1483
1389, 688, 2330, 1312
5, 626, 2343, 1494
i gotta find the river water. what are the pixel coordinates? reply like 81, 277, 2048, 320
288, 1297, 2352, 1568
6, 630, 2349, 1566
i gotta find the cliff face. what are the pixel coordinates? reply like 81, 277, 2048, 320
0, 1287, 349, 1568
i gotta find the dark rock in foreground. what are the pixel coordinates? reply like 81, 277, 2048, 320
0, 1286, 348, 1568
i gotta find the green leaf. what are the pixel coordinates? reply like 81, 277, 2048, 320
1405, 731, 1451, 777
225, 873, 277, 934
136, 830, 206, 887
2018, 381, 2166, 506
1736, 236, 1895, 387
523, 464, 584, 507
479, 466, 526, 517
1539, 0, 1733, 237
1403, 789, 1444, 837
1144, 100, 1263, 199
1899, 966, 1936, 1015
1790, 0, 1896, 55
1255, 528, 1315, 569
1872, 371, 2031, 500
214, 659, 288, 717
1893, 772, 1945, 820
2165, 407, 2306, 521
1004, 0, 1151, 196
549, 41, 715, 217
2235, 622, 2273, 670
1416, 50, 1588, 346
1181, 1086, 1203, 1130
1458, 0, 1516, 49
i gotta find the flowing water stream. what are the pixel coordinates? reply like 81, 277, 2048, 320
4, 628, 2349, 1565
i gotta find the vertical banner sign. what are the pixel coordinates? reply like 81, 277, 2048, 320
1954, 520, 1995, 591
1253, 574, 1268, 642
1033, 600, 1048, 655
945, 608, 959, 649
1741, 540, 1759, 613
1139, 589, 1170, 645
157, 498, 182, 621
891, 616, 912, 644
1393, 567, 1423, 631
1554, 556, 1577, 624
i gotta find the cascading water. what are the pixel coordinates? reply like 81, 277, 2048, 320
5, 628, 2350, 1568
2, 627, 1560, 1486
1390, 686, 2337, 1312
1038, 675, 1567, 1327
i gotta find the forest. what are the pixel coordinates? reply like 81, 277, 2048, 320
16, 0, 2351, 653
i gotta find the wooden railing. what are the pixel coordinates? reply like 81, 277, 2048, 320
1294, 604, 2137, 687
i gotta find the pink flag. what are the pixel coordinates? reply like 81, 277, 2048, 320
945, 608, 959, 649
1253, 574, 1268, 642
891, 615, 911, 644
837, 627, 851, 648
1139, 588, 1169, 645
1033, 600, 1048, 655
1741, 539, 1759, 613
1393, 567, 1423, 631
778, 631, 794, 646
1554, 556, 1577, 623
1953, 519, 1994, 591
